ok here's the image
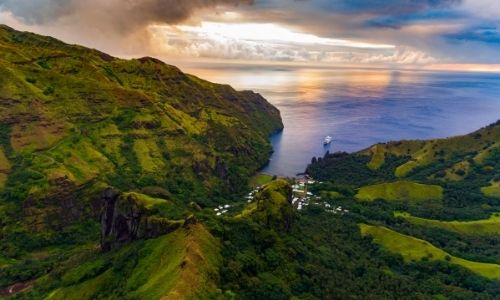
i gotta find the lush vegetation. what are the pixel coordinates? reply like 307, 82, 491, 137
360, 224, 500, 280
0, 25, 281, 298
302, 120, 500, 298
395, 212, 500, 236
355, 181, 443, 203
213, 182, 500, 299
0, 25, 499, 299
248, 173, 274, 188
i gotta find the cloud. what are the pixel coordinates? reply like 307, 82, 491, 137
459, 0, 500, 20
446, 26, 500, 45
365, 10, 463, 29
0, 0, 254, 28
1, 0, 500, 64
150, 23, 435, 64
0, 0, 255, 55
314, 0, 462, 15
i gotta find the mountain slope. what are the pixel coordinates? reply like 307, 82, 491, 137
0, 24, 282, 227
0, 25, 282, 298
302, 121, 500, 297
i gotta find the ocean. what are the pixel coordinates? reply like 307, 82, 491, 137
180, 63, 500, 176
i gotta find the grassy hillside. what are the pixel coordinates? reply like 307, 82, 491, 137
360, 122, 500, 178
305, 120, 500, 296
18, 224, 221, 299
360, 224, 500, 280
481, 182, 500, 198
309, 121, 499, 185
0, 25, 282, 298
214, 180, 500, 298
355, 181, 443, 203
307, 121, 500, 219
395, 212, 500, 236
0, 24, 282, 206
0, 25, 282, 226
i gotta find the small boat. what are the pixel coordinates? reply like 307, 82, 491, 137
323, 136, 333, 145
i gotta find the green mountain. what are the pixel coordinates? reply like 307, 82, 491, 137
307, 121, 500, 220
0, 24, 282, 228
303, 121, 500, 296
0, 25, 282, 298
1, 25, 499, 299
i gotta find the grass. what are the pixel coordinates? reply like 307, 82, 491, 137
10, 120, 67, 152
237, 180, 292, 223
360, 224, 500, 280
481, 183, 500, 199
45, 224, 221, 299
236, 202, 258, 219
59, 140, 114, 184
249, 173, 274, 188
395, 212, 500, 236
200, 109, 239, 127
366, 144, 386, 170
0, 146, 10, 171
0, 25, 284, 298
442, 160, 470, 181
474, 141, 500, 164
133, 139, 165, 173
0, 23, 283, 205
360, 124, 500, 178
355, 181, 443, 203
122, 192, 170, 210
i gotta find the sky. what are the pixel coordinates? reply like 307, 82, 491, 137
1, 0, 500, 68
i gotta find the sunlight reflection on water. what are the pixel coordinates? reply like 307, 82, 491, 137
180, 63, 500, 176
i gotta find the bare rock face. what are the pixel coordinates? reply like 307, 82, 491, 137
100, 188, 184, 252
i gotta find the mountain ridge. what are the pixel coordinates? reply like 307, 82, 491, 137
0, 25, 282, 298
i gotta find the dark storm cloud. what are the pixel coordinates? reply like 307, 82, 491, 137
0, 0, 254, 28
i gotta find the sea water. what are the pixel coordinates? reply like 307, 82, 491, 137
180, 63, 500, 176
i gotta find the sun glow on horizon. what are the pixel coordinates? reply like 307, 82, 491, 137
162, 22, 395, 50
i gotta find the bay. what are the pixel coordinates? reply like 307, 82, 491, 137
180, 63, 500, 176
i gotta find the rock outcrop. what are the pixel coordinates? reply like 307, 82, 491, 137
100, 188, 184, 251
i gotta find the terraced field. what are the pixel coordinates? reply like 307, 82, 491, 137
395, 212, 500, 236
355, 181, 443, 203
360, 224, 500, 280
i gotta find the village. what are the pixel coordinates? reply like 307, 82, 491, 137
291, 177, 349, 215
214, 175, 349, 216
